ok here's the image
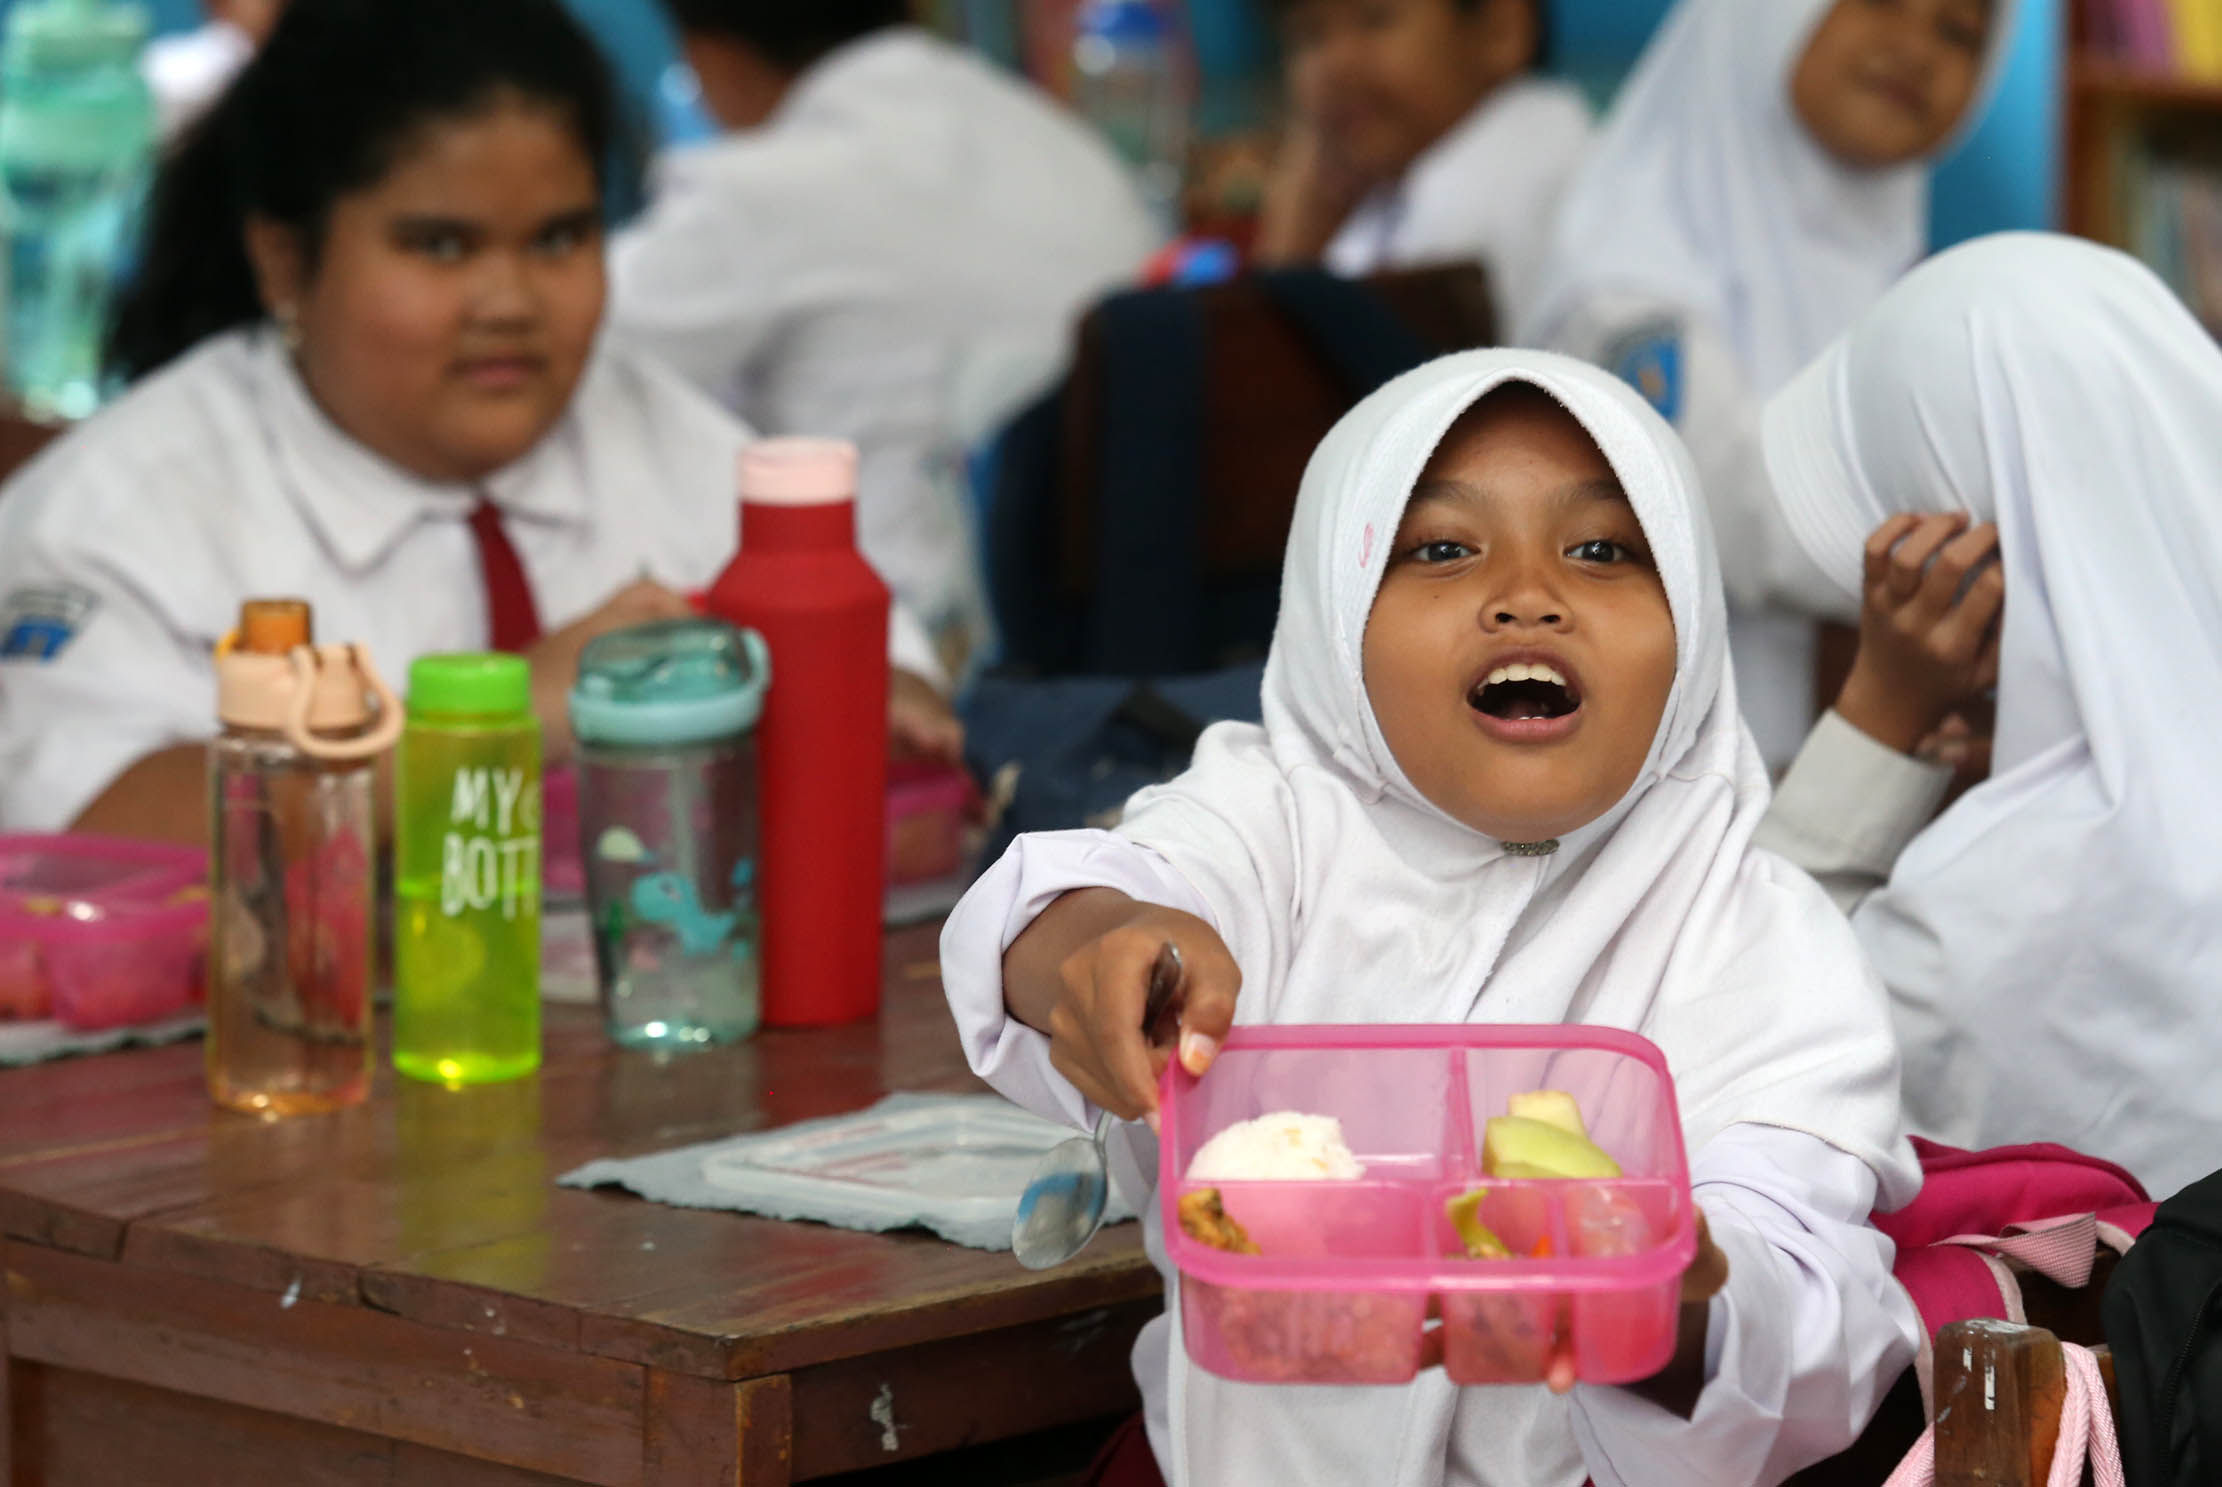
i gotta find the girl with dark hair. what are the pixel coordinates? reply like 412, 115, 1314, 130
1251, 0, 1588, 330
0, 0, 956, 842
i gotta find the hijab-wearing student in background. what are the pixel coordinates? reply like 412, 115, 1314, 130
943, 349, 1919, 1487
0, 0, 958, 845
609, 0, 1161, 667
1251, 0, 1590, 327
1755, 233, 2222, 1200
1519, 0, 2013, 771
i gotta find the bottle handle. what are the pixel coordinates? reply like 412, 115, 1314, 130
284, 644, 406, 761
739, 626, 773, 691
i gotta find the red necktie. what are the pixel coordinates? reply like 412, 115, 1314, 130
467, 498, 544, 653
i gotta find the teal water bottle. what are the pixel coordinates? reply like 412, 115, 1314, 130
0, 0, 154, 420
394, 654, 543, 1086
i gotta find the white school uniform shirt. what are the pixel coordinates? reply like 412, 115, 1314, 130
942, 349, 1920, 1487
0, 326, 939, 832
1323, 76, 1593, 330
1517, 0, 2018, 771
1760, 232, 2222, 1200
610, 25, 1163, 653
142, 20, 255, 143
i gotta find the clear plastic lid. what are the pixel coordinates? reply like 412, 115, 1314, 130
568, 617, 771, 747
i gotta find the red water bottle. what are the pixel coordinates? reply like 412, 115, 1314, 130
704, 439, 889, 1025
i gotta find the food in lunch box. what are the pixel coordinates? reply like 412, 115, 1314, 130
1482, 1089, 1621, 1180
1177, 1121, 1417, 1380
1445, 1188, 1511, 1260
1177, 1187, 1261, 1255
1185, 1111, 1367, 1182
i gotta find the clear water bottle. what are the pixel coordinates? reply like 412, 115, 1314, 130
569, 618, 768, 1052
1071, 0, 1189, 232
0, 0, 154, 421
207, 599, 401, 1117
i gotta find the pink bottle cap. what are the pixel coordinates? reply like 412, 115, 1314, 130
737, 438, 859, 507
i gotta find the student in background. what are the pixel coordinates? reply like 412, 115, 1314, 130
1755, 233, 2222, 1200
143, 0, 287, 142
1520, 0, 2013, 770
609, 0, 1162, 666
0, 0, 956, 844
943, 350, 1918, 1485
1251, 0, 1588, 327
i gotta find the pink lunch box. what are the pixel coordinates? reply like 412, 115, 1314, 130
886, 763, 971, 886
0, 834, 208, 1030
1159, 1023, 1697, 1387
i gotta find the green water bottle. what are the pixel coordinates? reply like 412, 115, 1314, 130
394, 654, 542, 1086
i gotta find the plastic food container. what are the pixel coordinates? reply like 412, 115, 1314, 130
885, 763, 971, 886
0, 835, 208, 1030
1160, 1024, 1695, 1387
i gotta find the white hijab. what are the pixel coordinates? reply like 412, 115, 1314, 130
1519, 0, 2017, 395
1119, 349, 1914, 1485
1762, 232, 2222, 1198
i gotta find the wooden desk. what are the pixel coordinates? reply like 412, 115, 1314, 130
0, 922, 1161, 1485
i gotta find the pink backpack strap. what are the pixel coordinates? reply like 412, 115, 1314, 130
2097, 1201, 2157, 1253
1884, 1340, 2124, 1487
1894, 1246, 2025, 1412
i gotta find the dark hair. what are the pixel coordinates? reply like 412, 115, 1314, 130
107, 0, 616, 383
1267, 0, 1553, 70
658, 0, 909, 71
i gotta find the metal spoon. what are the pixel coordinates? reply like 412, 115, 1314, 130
1012, 941, 1185, 1269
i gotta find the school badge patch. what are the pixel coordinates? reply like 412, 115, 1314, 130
0, 582, 99, 662
1607, 320, 1685, 424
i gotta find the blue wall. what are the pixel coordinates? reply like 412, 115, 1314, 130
1552, 0, 2061, 246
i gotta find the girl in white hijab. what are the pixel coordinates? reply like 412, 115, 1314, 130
1755, 232, 2222, 1200
1518, 0, 2014, 771
942, 348, 1919, 1487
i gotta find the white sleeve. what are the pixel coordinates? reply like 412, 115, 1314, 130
1572, 1124, 1919, 1487
888, 601, 944, 690
939, 828, 1217, 1129
608, 150, 785, 406
1752, 711, 1952, 916
0, 536, 212, 832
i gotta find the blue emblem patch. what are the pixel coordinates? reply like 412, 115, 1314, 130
0, 583, 98, 662
1609, 322, 1685, 424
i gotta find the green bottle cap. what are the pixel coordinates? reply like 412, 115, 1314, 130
407, 653, 532, 718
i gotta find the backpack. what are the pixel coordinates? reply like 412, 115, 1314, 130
1876, 1137, 2154, 1411
2104, 1166, 2222, 1487
983, 263, 1493, 679
960, 664, 1264, 859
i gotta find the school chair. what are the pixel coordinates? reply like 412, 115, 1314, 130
1922, 1320, 2119, 1487
0, 405, 61, 490
1787, 1245, 2127, 1485
985, 260, 1497, 678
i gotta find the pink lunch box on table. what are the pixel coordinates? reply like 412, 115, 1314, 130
0, 834, 209, 1030
1159, 1024, 1697, 1387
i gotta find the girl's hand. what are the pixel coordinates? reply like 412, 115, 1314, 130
1253, 119, 1370, 266
1553, 1212, 1729, 1404
1005, 891, 1242, 1127
889, 668, 965, 767
1835, 513, 2004, 756
525, 578, 696, 765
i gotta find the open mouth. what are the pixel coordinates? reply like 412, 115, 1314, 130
1469, 662, 1581, 723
